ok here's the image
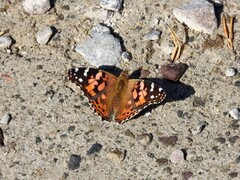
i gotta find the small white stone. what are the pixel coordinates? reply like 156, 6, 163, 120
100, 0, 123, 11
225, 67, 237, 77
0, 36, 12, 48
0, 114, 11, 125
36, 26, 53, 45
229, 108, 240, 120
121, 51, 132, 62
144, 30, 161, 41
22, 0, 51, 15
150, 18, 160, 27
169, 149, 185, 164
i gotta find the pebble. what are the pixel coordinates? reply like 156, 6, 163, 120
0, 36, 12, 48
75, 25, 122, 67
158, 136, 178, 147
225, 67, 237, 77
121, 51, 132, 62
0, 113, 12, 125
160, 63, 188, 81
136, 133, 153, 146
144, 30, 161, 41
0, 128, 4, 147
87, 142, 103, 155
100, 0, 123, 11
182, 171, 193, 180
229, 108, 240, 120
36, 26, 53, 45
190, 121, 208, 135
107, 150, 126, 164
68, 154, 81, 170
169, 149, 185, 164
173, 0, 217, 34
156, 158, 168, 167
235, 155, 240, 163
22, 0, 51, 15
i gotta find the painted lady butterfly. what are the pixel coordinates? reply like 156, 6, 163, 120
68, 67, 166, 123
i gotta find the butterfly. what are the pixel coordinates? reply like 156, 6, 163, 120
67, 67, 166, 123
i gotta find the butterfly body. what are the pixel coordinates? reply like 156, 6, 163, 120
68, 67, 166, 123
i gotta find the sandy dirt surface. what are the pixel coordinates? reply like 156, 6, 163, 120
0, 0, 240, 179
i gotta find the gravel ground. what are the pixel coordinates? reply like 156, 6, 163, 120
0, 0, 240, 179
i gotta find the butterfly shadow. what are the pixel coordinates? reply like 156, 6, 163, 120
132, 78, 195, 120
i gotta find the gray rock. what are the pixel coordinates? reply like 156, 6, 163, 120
173, 0, 217, 34
0, 114, 12, 125
87, 143, 103, 155
22, 0, 51, 15
0, 36, 12, 48
75, 25, 122, 67
100, 0, 123, 11
144, 30, 161, 41
68, 154, 81, 170
36, 26, 53, 45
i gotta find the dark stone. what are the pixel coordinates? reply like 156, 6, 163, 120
35, 136, 42, 144
212, 146, 220, 153
36, 65, 43, 69
68, 125, 76, 132
193, 97, 205, 107
60, 134, 68, 139
176, 110, 183, 118
229, 172, 238, 178
87, 143, 103, 155
156, 158, 168, 167
182, 171, 193, 180
147, 152, 155, 158
68, 154, 81, 170
0, 128, 4, 147
233, 81, 240, 87
228, 121, 239, 130
215, 137, 226, 144
228, 136, 239, 144
160, 62, 188, 81
158, 136, 178, 147
235, 155, 240, 163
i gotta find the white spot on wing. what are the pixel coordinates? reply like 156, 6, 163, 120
150, 83, 154, 92
75, 68, 79, 72
150, 95, 154, 99
79, 78, 83, 82
159, 87, 163, 92
83, 68, 89, 77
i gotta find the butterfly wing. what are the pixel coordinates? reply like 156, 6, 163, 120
67, 67, 117, 119
115, 79, 166, 123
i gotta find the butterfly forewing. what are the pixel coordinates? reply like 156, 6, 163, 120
68, 67, 117, 100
